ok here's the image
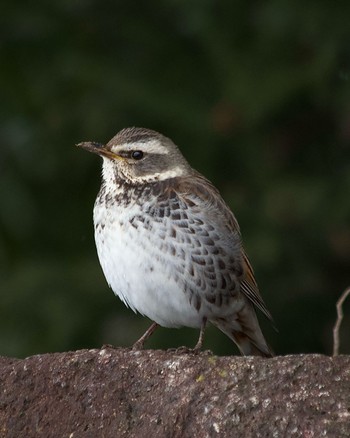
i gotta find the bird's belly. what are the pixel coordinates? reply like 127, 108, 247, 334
94, 204, 203, 328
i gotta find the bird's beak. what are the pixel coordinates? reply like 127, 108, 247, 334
76, 141, 123, 161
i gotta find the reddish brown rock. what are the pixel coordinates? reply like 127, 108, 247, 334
0, 349, 349, 437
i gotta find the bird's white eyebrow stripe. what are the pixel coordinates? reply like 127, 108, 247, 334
145, 166, 185, 180
111, 140, 170, 155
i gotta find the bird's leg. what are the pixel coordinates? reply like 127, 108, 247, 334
132, 322, 159, 350
194, 317, 207, 351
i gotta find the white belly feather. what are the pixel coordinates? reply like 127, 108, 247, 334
94, 201, 203, 328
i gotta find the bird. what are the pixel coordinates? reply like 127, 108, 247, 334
77, 127, 274, 356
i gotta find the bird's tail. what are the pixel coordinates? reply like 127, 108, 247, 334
213, 302, 274, 357
227, 329, 273, 357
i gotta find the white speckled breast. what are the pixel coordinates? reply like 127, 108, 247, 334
94, 197, 205, 328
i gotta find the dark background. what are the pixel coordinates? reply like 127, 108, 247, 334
1, 1, 350, 358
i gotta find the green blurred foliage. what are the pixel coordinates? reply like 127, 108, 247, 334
1, 0, 350, 358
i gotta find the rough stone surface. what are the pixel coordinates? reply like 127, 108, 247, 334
0, 349, 349, 437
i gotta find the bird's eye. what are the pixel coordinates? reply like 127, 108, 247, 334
131, 150, 144, 160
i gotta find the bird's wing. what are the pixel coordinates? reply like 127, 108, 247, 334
241, 252, 273, 322
153, 173, 273, 322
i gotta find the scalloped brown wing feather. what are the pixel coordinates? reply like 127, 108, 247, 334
160, 173, 275, 356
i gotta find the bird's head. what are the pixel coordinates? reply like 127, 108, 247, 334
77, 127, 191, 184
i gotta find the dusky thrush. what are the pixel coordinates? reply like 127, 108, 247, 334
77, 127, 274, 356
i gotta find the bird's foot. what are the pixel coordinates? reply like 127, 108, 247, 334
167, 346, 198, 354
132, 340, 145, 351
100, 343, 118, 350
